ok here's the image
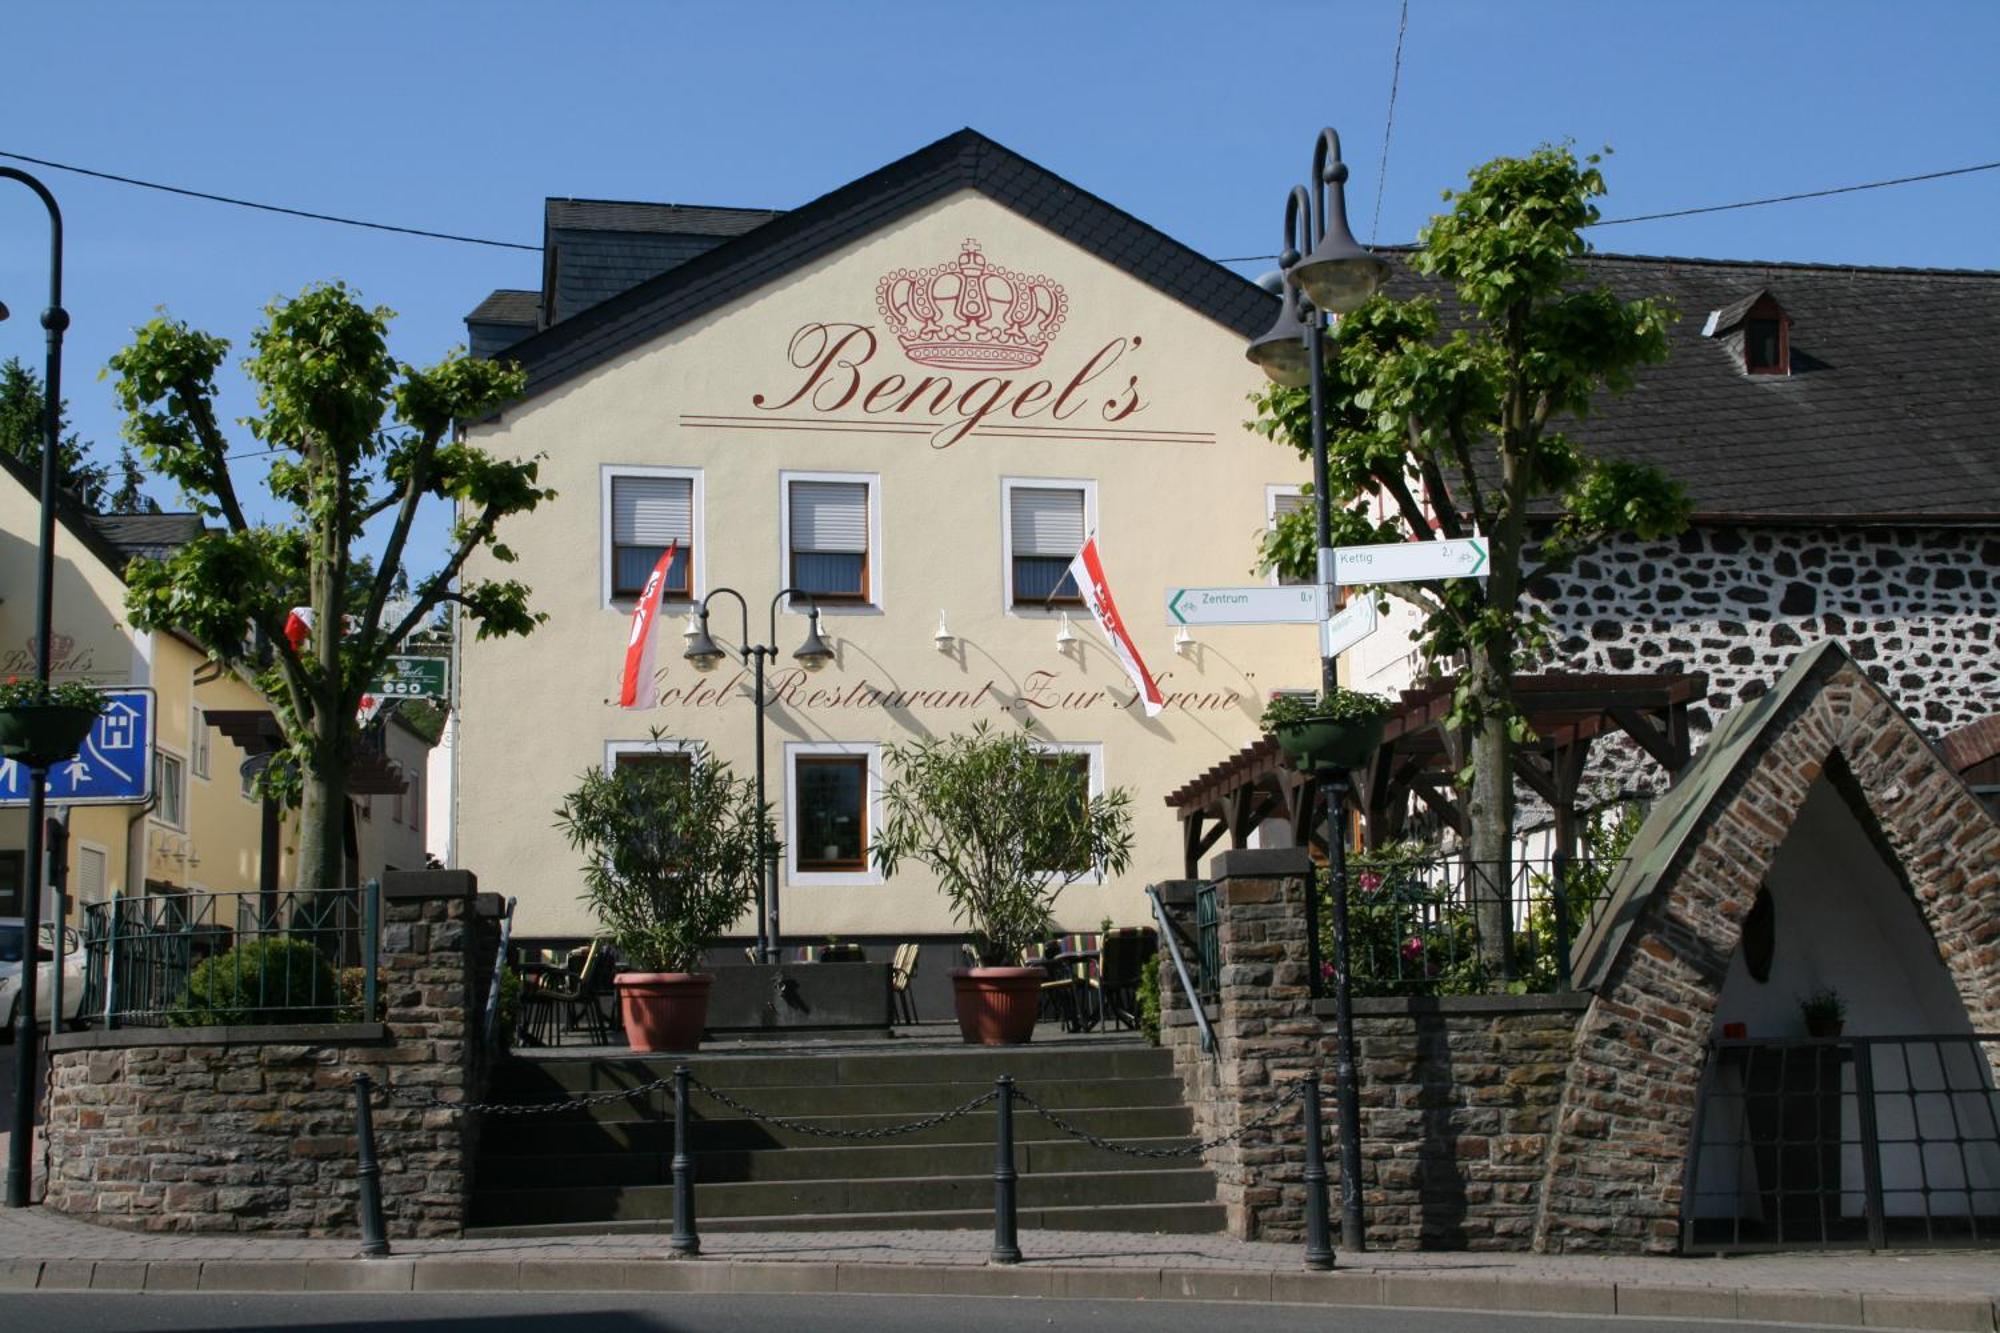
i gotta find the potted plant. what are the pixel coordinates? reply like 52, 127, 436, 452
873, 722, 1135, 1044
1261, 688, 1393, 774
1800, 986, 1846, 1039
0, 677, 106, 769
556, 740, 766, 1053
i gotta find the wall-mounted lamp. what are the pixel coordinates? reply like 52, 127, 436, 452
1174, 625, 1195, 658
681, 611, 702, 645
1055, 612, 1078, 654
934, 610, 955, 654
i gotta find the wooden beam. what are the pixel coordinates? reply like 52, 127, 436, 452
1610, 706, 1684, 772
1409, 775, 1469, 836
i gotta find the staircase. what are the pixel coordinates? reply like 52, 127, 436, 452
468, 1040, 1221, 1236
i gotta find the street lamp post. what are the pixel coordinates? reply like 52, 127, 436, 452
1244, 129, 1390, 1254
2, 166, 67, 1211
683, 588, 833, 963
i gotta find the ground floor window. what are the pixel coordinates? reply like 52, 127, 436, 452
785, 743, 883, 885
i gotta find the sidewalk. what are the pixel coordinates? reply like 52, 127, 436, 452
2, 1206, 1996, 1330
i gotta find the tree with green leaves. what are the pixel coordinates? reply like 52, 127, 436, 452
0, 355, 108, 508
108, 281, 550, 894
1252, 145, 1690, 976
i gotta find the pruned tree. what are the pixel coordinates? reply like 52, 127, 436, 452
108, 281, 550, 893
1253, 145, 1691, 975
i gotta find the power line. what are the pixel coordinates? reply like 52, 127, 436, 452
1371, 0, 1409, 245
0, 148, 539, 252
1214, 157, 2000, 264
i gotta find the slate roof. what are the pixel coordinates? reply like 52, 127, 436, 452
490, 128, 1279, 404
91, 513, 206, 565
542, 199, 785, 324
1378, 253, 2000, 521
466, 289, 541, 326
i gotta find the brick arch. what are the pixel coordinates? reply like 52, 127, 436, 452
1530, 651, 2000, 1253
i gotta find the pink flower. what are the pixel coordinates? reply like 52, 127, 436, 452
1358, 872, 1383, 894
1400, 936, 1425, 963
1320, 961, 1335, 980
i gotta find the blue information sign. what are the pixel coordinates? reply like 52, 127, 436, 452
0, 687, 155, 806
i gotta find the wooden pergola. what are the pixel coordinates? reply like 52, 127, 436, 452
1162, 671, 1709, 878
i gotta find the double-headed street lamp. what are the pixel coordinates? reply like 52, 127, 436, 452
1244, 129, 1391, 1259
2, 166, 68, 1211
683, 588, 834, 963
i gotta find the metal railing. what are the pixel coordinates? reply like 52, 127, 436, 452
1326, 853, 1623, 997
1683, 1034, 2000, 1253
1147, 884, 1215, 1056
1194, 882, 1221, 999
81, 883, 380, 1028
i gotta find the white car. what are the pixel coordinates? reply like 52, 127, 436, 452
0, 918, 86, 1035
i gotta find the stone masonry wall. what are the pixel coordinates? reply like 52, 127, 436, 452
1157, 853, 1588, 1250
43, 873, 496, 1238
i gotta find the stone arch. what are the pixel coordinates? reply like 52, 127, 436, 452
1530, 643, 2000, 1253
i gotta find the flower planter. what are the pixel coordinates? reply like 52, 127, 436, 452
0, 703, 99, 769
614, 972, 713, 1052
949, 967, 1044, 1045
1805, 1017, 1844, 1040
1272, 713, 1387, 774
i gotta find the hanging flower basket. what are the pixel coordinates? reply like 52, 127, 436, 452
0, 683, 104, 769
1272, 713, 1387, 773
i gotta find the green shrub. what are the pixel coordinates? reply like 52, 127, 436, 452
1137, 952, 1161, 1046
171, 937, 340, 1026
336, 966, 389, 1021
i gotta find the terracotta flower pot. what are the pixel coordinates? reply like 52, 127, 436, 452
950, 967, 1044, 1045
0, 703, 99, 769
1273, 714, 1387, 774
614, 972, 713, 1052
1805, 1016, 1844, 1040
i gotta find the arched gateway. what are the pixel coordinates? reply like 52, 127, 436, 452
1536, 641, 2000, 1253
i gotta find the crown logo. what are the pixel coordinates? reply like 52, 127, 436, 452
876, 239, 1068, 371
29, 633, 75, 661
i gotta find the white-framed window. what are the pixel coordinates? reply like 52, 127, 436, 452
781, 471, 880, 611
1266, 485, 1309, 587
74, 841, 109, 907
1002, 477, 1095, 613
604, 737, 701, 777
1031, 741, 1107, 882
155, 752, 187, 830
784, 741, 884, 886
189, 705, 211, 780
603, 465, 702, 608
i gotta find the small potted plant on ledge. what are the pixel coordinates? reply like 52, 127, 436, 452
873, 721, 1135, 1044
556, 739, 766, 1052
0, 677, 106, 769
1261, 687, 1393, 774
1800, 986, 1846, 1039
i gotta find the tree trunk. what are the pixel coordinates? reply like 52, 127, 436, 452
1464, 641, 1515, 980
295, 749, 349, 893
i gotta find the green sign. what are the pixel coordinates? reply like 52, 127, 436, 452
368, 655, 448, 699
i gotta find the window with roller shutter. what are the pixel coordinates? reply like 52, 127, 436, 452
606, 469, 697, 599
785, 476, 873, 602
1003, 479, 1094, 609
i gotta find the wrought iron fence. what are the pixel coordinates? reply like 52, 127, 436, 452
1323, 853, 1623, 997
1194, 882, 1221, 999
80, 883, 379, 1028
1683, 1034, 2000, 1253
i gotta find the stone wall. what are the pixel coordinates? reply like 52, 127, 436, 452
43, 872, 497, 1238
1157, 854, 1588, 1250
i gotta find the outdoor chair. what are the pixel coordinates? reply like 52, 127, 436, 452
1033, 941, 1090, 1031
1092, 927, 1153, 1031
521, 940, 615, 1046
890, 942, 920, 1022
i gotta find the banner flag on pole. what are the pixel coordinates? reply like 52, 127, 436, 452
618, 541, 680, 709
1067, 533, 1164, 718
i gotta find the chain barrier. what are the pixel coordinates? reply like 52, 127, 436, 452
687, 1074, 999, 1140
375, 1075, 677, 1116
1012, 1076, 1307, 1159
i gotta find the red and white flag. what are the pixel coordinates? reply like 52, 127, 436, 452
618, 542, 680, 709
1066, 534, 1164, 718
283, 606, 315, 650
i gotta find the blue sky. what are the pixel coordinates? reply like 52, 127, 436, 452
2, 0, 1995, 575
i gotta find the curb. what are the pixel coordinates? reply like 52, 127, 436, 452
2, 1257, 1996, 1329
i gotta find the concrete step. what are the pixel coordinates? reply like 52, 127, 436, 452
492, 1043, 1173, 1094
481, 1134, 1199, 1187
478, 1103, 1196, 1155
471, 1166, 1218, 1227
471, 1075, 1189, 1122
465, 1199, 1229, 1239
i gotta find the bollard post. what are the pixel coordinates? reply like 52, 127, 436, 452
670, 1064, 700, 1256
1301, 1069, 1334, 1270
990, 1075, 1021, 1264
352, 1072, 391, 1257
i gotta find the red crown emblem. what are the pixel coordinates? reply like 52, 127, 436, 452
876, 239, 1067, 371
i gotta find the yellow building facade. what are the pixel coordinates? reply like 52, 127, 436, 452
455, 133, 1321, 943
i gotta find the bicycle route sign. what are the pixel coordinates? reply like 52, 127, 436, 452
0, 687, 155, 806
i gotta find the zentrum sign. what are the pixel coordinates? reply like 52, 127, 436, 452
743, 238, 1152, 449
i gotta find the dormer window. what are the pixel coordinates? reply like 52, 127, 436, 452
1702, 289, 1791, 377
1745, 312, 1787, 375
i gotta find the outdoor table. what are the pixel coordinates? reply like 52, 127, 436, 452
1047, 950, 1101, 1031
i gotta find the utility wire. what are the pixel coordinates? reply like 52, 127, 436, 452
1215, 157, 2000, 264
1371, 0, 1409, 245
0, 148, 539, 252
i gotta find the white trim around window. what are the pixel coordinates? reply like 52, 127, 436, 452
604, 737, 703, 774
1265, 484, 1308, 587
1001, 476, 1097, 616
601, 464, 705, 611
780, 470, 881, 614
154, 750, 187, 831
1033, 741, 1108, 885
189, 704, 211, 781
782, 740, 884, 886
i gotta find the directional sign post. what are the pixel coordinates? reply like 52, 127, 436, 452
1166, 585, 1324, 627
1332, 536, 1488, 586
0, 687, 155, 806
1319, 598, 1379, 659
368, 655, 449, 700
